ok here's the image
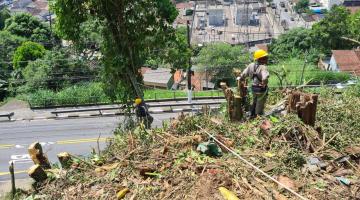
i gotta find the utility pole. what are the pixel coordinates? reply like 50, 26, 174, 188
187, 20, 192, 103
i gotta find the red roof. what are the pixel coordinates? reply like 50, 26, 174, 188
332, 50, 360, 75
347, 6, 360, 14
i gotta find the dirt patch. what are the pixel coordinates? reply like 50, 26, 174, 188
188, 171, 232, 200
0, 99, 29, 112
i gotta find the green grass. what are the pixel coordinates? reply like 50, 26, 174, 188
18, 82, 224, 107
267, 58, 351, 87
143, 89, 223, 100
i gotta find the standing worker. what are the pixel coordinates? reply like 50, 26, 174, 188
134, 97, 153, 129
237, 49, 270, 118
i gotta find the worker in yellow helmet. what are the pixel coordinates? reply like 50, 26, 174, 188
237, 49, 270, 118
134, 97, 153, 128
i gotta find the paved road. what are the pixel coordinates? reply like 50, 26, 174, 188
268, 0, 306, 31
0, 113, 179, 182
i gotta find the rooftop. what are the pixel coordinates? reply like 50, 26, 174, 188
142, 67, 173, 85
332, 50, 360, 75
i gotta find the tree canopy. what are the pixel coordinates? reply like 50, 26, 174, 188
195, 42, 250, 86
52, 0, 178, 100
312, 6, 352, 53
270, 6, 359, 63
21, 48, 94, 92
4, 13, 54, 47
13, 41, 46, 70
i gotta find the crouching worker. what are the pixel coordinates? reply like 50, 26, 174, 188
237, 49, 270, 118
134, 97, 153, 129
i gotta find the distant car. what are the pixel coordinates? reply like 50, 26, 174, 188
284, 8, 288, 12
280, 2, 285, 7
290, 17, 295, 21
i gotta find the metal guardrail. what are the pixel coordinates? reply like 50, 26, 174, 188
30, 90, 225, 109
0, 112, 14, 120
51, 101, 225, 116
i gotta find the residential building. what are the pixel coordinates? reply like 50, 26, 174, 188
141, 67, 174, 89
329, 50, 360, 75
173, 67, 215, 91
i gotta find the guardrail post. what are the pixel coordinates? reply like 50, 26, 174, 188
155, 93, 157, 101
9, 161, 16, 198
173, 91, 176, 100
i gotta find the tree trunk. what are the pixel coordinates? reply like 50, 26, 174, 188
57, 152, 72, 169
28, 165, 47, 182
28, 142, 51, 169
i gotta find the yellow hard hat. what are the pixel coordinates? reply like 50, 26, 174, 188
135, 98, 142, 105
253, 49, 268, 61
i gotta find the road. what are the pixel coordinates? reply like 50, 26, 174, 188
0, 113, 179, 182
267, 0, 307, 31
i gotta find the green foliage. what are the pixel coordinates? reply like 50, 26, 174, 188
12, 41, 45, 70
267, 58, 351, 87
349, 11, 360, 42
305, 70, 350, 84
20, 82, 110, 107
52, 0, 178, 101
163, 26, 191, 70
0, 7, 11, 30
269, 28, 317, 63
270, 7, 359, 62
282, 148, 306, 169
0, 31, 26, 82
195, 42, 250, 86
294, 0, 309, 13
312, 6, 352, 53
4, 13, 55, 46
20, 48, 94, 93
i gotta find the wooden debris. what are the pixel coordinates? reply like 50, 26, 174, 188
28, 164, 47, 182
28, 142, 51, 169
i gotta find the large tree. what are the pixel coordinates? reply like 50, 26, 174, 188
312, 6, 352, 53
195, 42, 250, 86
269, 28, 318, 62
52, 0, 178, 100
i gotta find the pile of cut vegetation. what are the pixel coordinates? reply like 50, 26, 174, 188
20, 87, 360, 200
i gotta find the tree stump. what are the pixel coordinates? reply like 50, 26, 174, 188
287, 91, 301, 113
233, 95, 243, 121
296, 94, 318, 127
286, 90, 318, 126
28, 165, 47, 182
57, 152, 72, 169
220, 82, 244, 121
28, 142, 51, 169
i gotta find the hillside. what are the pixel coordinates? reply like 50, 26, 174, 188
14, 86, 360, 200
